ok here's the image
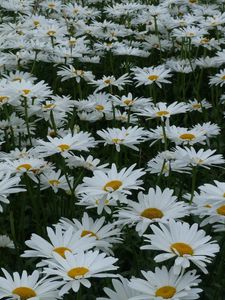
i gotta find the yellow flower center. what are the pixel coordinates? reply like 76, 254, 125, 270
104, 79, 112, 85
200, 38, 209, 44
67, 267, 89, 278
204, 204, 212, 208
221, 75, 225, 80
179, 133, 196, 141
57, 144, 70, 152
43, 104, 55, 109
192, 103, 201, 109
189, 0, 197, 3
156, 110, 169, 117
81, 230, 98, 238
76, 70, 84, 76
95, 199, 110, 205
22, 89, 31, 95
103, 180, 122, 191
112, 138, 124, 144
155, 286, 176, 299
47, 30, 56, 36
0, 96, 9, 102
12, 287, 36, 300
33, 21, 40, 27
170, 242, 193, 256
16, 163, 32, 171
48, 179, 60, 186
217, 205, 225, 215
53, 247, 72, 258
95, 104, 104, 111
148, 75, 159, 81
48, 3, 55, 8
141, 208, 164, 219
69, 40, 76, 46
123, 99, 133, 105
12, 77, 22, 82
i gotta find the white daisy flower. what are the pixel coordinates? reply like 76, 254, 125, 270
115, 186, 188, 235
187, 99, 212, 112
90, 74, 131, 92
167, 125, 207, 145
132, 65, 172, 88
76, 163, 145, 202
97, 126, 148, 152
173, 146, 225, 169
36, 132, 96, 158
43, 250, 118, 295
129, 266, 202, 300
141, 220, 219, 274
209, 69, 225, 86
0, 269, 60, 300
136, 101, 188, 119
66, 155, 109, 172
59, 213, 121, 253
22, 225, 95, 264
147, 151, 190, 176
39, 169, 71, 193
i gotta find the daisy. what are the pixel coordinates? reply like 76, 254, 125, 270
39, 169, 71, 193
141, 220, 219, 274
192, 122, 220, 138
43, 250, 118, 295
172, 26, 207, 39
132, 65, 172, 88
173, 146, 225, 169
198, 181, 225, 203
137, 101, 188, 119
97, 126, 148, 152
187, 99, 212, 112
0, 172, 25, 212
199, 201, 225, 227
76, 164, 145, 202
57, 65, 94, 83
1, 158, 49, 182
59, 213, 121, 253
22, 225, 95, 263
209, 69, 225, 86
167, 125, 207, 145
66, 155, 108, 172
36, 132, 96, 158
112, 92, 152, 111
0, 269, 60, 300
129, 266, 202, 300
115, 187, 188, 235
85, 92, 113, 115
90, 74, 131, 92
147, 151, 190, 176
76, 193, 119, 215
97, 277, 140, 300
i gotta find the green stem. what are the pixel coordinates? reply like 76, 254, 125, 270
189, 167, 197, 204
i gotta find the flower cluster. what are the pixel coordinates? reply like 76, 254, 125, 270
0, 0, 225, 299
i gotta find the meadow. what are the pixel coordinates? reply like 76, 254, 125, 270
0, 0, 225, 299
